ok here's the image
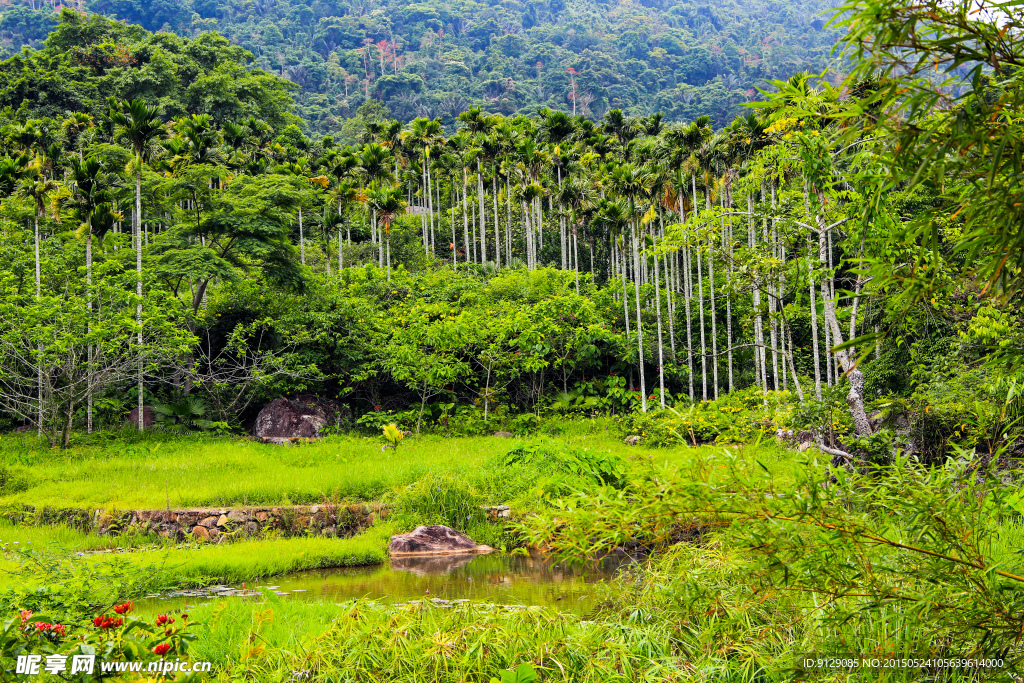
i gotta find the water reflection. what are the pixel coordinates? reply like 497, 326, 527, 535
140, 553, 634, 616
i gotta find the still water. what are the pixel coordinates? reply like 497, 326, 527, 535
139, 553, 635, 616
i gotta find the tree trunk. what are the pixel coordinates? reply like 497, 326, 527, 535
298, 205, 305, 265
492, 176, 500, 270
632, 225, 646, 412
696, 245, 707, 401
653, 239, 665, 408
34, 211, 42, 437
86, 223, 93, 434
136, 166, 144, 432
477, 159, 486, 263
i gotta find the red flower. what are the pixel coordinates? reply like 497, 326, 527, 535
153, 643, 171, 656
181, 614, 189, 621
19, 610, 32, 623
155, 614, 174, 626
113, 601, 133, 615
93, 615, 123, 629
374, 405, 382, 411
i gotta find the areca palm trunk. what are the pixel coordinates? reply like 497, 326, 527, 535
427, 157, 435, 255
573, 225, 580, 294
505, 177, 512, 264
750, 192, 763, 389
135, 164, 144, 432
298, 205, 305, 265
662, 218, 676, 362
804, 183, 822, 401
86, 220, 93, 434
684, 246, 694, 402
492, 176, 500, 270
463, 170, 471, 265
477, 160, 486, 263
708, 234, 718, 399
723, 181, 734, 393
521, 200, 532, 269
654, 238, 665, 408
632, 225, 646, 412
452, 181, 458, 270
619, 236, 630, 336
421, 163, 429, 255
696, 244, 707, 401
34, 210, 42, 437
774, 182, 785, 392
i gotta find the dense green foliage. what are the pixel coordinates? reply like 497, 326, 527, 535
1, 0, 842, 134
1, 0, 1024, 678
0, 3, 1021, 464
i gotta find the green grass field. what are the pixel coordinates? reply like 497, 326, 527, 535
0, 423, 799, 510
0, 430, 1017, 682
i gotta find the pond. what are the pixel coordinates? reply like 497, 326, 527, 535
138, 553, 637, 616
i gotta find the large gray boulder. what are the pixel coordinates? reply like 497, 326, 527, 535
388, 525, 493, 557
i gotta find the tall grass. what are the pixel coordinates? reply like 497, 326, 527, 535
0, 431, 799, 510
90, 527, 391, 585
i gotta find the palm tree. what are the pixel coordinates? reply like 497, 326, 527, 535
61, 113, 94, 160
366, 185, 406, 280
277, 157, 315, 265
17, 174, 59, 437
109, 98, 164, 431
331, 180, 358, 271
610, 163, 652, 412
402, 117, 445, 256
69, 156, 113, 434
458, 108, 497, 263
357, 143, 394, 268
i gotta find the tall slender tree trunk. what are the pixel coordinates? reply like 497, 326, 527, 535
684, 246, 694, 402
463, 171, 471, 265
34, 211, 42, 437
696, 246, 707, 401
620, 237, 630, 336
653, 239, 665, 408
723, 180, 734, 393
427, 157, 435, 255
573, 225, 580, 294
477, 160, 486, 263
505, 177, 512, 264
298, 205, 305, 265
708, 236, 718, 400
632, 225, 646, 412
86, 223, 93, 434
492, 176, 500, 270
451, 181, 458, 270
135, 167, 144, 431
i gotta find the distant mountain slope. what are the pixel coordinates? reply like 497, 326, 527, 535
0, 0, 843, 133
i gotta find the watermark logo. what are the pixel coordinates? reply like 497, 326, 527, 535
16, 654, 212, 676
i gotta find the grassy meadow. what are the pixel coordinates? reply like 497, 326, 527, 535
1, 427, 1018, 681
0, 420, 798, 510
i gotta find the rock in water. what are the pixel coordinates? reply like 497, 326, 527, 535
388, 525, 494, 557
254, 395, 344, 442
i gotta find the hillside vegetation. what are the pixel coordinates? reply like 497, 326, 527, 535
1, 0, 842, 134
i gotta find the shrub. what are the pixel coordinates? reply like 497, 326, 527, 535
501, 440, 626, 489
618, 387, 794, 446
388, 472, 482, 531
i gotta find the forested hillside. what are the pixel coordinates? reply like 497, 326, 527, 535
1, 0, 842, 134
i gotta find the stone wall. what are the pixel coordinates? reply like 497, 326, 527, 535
3, 504, 513, 543
6, 503, 385, 542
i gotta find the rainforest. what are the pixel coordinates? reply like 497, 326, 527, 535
0, 0, 1023, 680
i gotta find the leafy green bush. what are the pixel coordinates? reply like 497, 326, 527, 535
388, 472, 482, 531
618, 387, 794, 446
501, 440, 626, 489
